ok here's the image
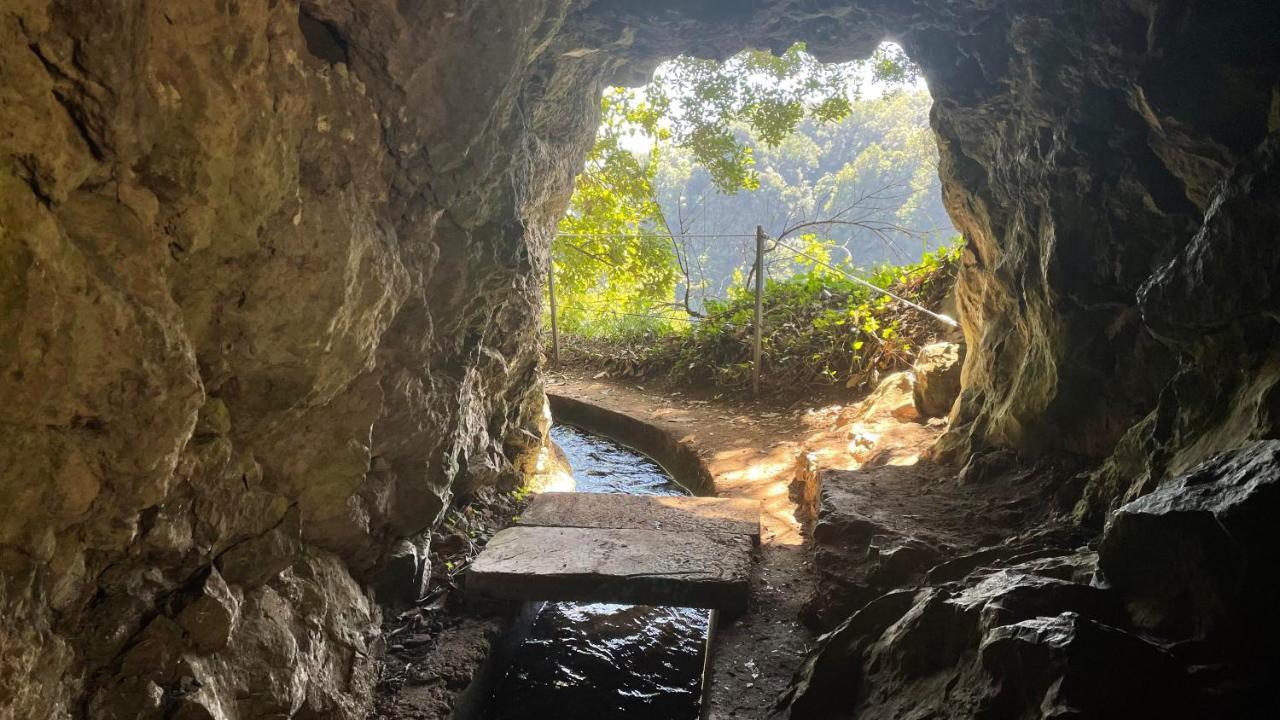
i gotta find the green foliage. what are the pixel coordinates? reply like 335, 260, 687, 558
655, 43, 857, 191
549, 41, 935, 338
868, 43, 920, 87
552, 88, 682, 337
650, 239, 964, 393
655, 89, 951, 303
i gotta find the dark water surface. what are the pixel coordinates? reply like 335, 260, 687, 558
483, 425, 711, 720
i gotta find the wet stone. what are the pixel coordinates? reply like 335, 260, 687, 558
467, 526, 752, 613
519, 492, 761, 544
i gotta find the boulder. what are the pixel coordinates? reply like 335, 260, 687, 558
1099, 440, 1280, 649
526, 438, 576, 493
913, 342, 965, 418
842, 371, 920, 424
802, 467, 948, 630
781, 552, 1145, 719
979, 612, 1192, 720
375, 538, 430, 612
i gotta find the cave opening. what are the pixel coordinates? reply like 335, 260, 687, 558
466, 41, 966, 718
3, 1, 1280, 719
546, 38, 961, 379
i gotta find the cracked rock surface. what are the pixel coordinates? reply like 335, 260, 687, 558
3, 0, 1280, 717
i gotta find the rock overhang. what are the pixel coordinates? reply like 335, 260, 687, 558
4, 0, 1280, 717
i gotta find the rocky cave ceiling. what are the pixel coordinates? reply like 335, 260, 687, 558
1, 0, 1277, 717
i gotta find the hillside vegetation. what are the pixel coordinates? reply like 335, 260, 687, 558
560, 241, 962, 395
549, 43, 962, 395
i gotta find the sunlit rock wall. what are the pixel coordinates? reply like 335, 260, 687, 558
0, 0, 599, 716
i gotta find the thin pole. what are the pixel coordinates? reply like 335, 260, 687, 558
548, 262, 560, 366
753, 225, 765, 398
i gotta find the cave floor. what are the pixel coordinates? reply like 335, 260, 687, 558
372, 367, 1069, 719
467, 492, 760, 611
546, 369, 950, 719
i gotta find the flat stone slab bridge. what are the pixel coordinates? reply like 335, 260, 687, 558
467, 492, 760, 614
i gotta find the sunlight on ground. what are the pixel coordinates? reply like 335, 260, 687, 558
709, 443, 807, 546
548, 371, 944, 550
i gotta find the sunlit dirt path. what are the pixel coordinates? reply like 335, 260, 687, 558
547, 369, 944, 719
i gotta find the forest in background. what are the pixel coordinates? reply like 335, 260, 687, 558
549, 44, 963, 394
654, 90, 956, 307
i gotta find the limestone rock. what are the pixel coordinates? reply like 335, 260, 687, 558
374, 538, 429, 612
1082, 135, 1280, 516
780, 555, 1156, 719
527, 438, 577, 494
176, 567, 240, 652
1100, 440, 1280, 649
979, 612, 1192, 720
215, 512, 303, 589
913, 342, 965, 418
1, 1, 567, 714
844, 371, 920, 424
802, 466, 949, 630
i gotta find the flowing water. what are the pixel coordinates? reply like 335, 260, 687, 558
483, 424, 711, 720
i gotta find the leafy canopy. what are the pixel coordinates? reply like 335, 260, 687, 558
550, 42, 925, 337
553, 88, 678, 334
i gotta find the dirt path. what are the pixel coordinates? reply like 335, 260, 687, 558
373, 364, 1065, 719
547, 369, 947, 719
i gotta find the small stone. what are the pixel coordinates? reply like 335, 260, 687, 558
375, 538, 429, 612
176, 567, 240, 652
911, 342, 965, 418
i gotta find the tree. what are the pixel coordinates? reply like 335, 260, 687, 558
552, 88, 678, 334
549, 42, 935, 336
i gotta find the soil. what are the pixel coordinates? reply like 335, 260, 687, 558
371, 489, 529, 720
545, 365, 1072, 719
372, 360, 1070, 719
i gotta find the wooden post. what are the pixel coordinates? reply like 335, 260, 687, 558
752, 225, 765, 398
548, 262, 560, 366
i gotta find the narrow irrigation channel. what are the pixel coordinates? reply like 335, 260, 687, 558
482, 424, 712, 720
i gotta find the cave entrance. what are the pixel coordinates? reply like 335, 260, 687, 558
547, 40, 961, 392
479, 40, 965, 719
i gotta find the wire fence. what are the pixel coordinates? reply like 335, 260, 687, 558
546, 227, 957, 396
555, 231, 767, 316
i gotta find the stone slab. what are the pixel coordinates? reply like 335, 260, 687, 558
520, 492, 761, 544
467, 525, 752, 612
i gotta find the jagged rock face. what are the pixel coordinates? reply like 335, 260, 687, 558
575, 0, 1280, 487
1, 1, 592, 716
777, 557, 1195, 720
1081, 133, 1280, 516
916, 0, 1280, 467
3, 0, 1279, 717
778, 443, 1280, 718
1100, 441, 1280, 652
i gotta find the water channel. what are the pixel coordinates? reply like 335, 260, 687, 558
482, 424, 711, 720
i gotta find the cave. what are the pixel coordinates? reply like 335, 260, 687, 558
2, 0, 1278, 718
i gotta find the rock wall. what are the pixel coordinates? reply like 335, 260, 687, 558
3, 0, 1279, 717
0, 1, 601, 716
574, 0, 1280, 498
915, 0, 1280, 487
